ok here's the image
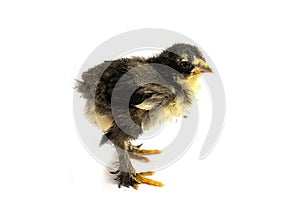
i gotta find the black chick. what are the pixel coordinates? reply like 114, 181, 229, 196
76, 43, 212, 189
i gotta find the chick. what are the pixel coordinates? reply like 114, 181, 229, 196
76, 43, 212, 189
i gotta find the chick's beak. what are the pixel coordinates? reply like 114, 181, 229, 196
198, 59, 213, 73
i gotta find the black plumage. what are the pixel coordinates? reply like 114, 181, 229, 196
76, 43, 212, 189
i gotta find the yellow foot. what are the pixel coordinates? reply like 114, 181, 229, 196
132, 171, 164, 190
128, 143, 162, 155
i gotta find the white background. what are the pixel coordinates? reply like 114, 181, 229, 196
1, 0, 300, 199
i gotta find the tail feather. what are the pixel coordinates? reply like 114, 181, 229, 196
99, 132, 113, 146
75, 62, 111, 101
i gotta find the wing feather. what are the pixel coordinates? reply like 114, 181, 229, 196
130, 84, 176, 110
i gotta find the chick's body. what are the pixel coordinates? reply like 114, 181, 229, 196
76, 43, 212, 189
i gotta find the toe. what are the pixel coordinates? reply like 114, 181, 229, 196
134, 172, 164, 187
138, 149, 162, 155
139, 171, 155, 176
135, 175, 164, 187
129, 152, 150, 162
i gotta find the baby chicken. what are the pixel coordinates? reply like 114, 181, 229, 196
76, 43, 212, 189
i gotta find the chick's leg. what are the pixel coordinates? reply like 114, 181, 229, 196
112, 141, 163, 189
113, 143, 136, 188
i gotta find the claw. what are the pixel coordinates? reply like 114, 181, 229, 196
135, 143, 143, 148
110, 170, 120, 174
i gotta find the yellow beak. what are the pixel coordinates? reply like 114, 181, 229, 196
193, 58, 213, 73
199, 59, 212, 73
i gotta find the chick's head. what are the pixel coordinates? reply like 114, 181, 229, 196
158, 43, 213, 77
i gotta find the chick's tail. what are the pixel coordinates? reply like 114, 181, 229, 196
75, 61, 111, 101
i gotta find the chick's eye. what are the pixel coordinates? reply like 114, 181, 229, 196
180, 61, 193, 70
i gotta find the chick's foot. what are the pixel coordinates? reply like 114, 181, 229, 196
112, 170, 163, 189
128, 143, 162, 155
132, 171, 164, 189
